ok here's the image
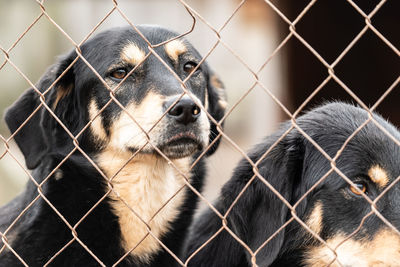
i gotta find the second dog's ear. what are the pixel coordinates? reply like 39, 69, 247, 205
236, 131, 306, 266
4, 52, 76, 169
205, 69, 227, 156
185, 127, 306, 266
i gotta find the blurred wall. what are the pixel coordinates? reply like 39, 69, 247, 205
275, 0, 400, 123
0, 0, 283, 205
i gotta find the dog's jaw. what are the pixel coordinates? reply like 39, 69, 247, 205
303, 229, 400, 267
161, 136, 203, 159
96, 150, 191, 262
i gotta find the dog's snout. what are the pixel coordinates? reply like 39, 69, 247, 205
165, 96, 201, 125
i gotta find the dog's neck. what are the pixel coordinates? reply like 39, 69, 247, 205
95, 149, 191, 262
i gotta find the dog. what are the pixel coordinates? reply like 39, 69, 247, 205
0, 25, 226, 266
185, 102, 400, 266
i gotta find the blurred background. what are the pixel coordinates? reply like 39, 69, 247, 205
0, 0, 398, 208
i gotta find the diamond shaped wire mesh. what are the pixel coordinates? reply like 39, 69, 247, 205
0, 0, 398, 266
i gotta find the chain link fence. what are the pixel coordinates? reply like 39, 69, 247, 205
0, 0, 399, 266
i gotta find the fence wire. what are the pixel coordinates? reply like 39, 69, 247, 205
0, 0, 399, 266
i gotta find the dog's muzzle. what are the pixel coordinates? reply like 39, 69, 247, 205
160, 95, 206, 158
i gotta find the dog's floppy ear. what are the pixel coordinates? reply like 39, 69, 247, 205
4, 52, 76, 169
205, 69, 227, 156
186, 126, 305, 266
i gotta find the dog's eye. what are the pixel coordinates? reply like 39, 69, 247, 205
349, 182, 367, 196
183, 62, 199, 74
110, 69, 127, 80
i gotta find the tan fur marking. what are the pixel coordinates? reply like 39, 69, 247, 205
218, 99, 228, 109
204, 88, 209, 111
304, 229, 400, 266
109, 92, 166, 151
53, 84, 73, 109
54, 170, 63, 181
210, 75, 227, 109
165, 40, 187, 61
121, 42, 146, 65
210, 75, 224, 89
306, 202, 323, 235
97, 150, 191, 262
368, 165, 389, 188
88, 100, 107, 141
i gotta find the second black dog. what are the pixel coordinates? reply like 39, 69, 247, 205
186, 102, 400, 266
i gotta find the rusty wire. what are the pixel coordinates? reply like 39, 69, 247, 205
0, 0, 399, 266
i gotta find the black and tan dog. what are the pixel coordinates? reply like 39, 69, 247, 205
0, 25, 226, 266
185, 102, 400, 266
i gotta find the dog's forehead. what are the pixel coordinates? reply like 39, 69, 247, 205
336, 129, 400, 185
357, 122, 400, 177
300, 103, 400, 188
132, 25, 180, 44
86, 26, 179, 46
81, 26, 200, 72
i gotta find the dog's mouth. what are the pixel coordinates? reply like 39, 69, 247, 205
160, 132, 203, 159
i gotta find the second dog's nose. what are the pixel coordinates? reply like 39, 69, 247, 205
165, 96, 201, 125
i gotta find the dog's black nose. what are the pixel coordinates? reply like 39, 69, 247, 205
165, 96, 201, 125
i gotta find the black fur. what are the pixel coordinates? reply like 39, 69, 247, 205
0, 25, 225, 266
185, 102, 400, 266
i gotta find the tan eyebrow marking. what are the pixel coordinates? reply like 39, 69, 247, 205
165, 40, 187, 61
368, 165, 389, 188
121, 42, 146, 65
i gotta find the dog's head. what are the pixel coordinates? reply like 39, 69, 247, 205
5, 25, 226, 169
223, 102, 400, 266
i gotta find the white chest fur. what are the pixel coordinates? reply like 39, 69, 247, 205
96, 151, 190, 261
